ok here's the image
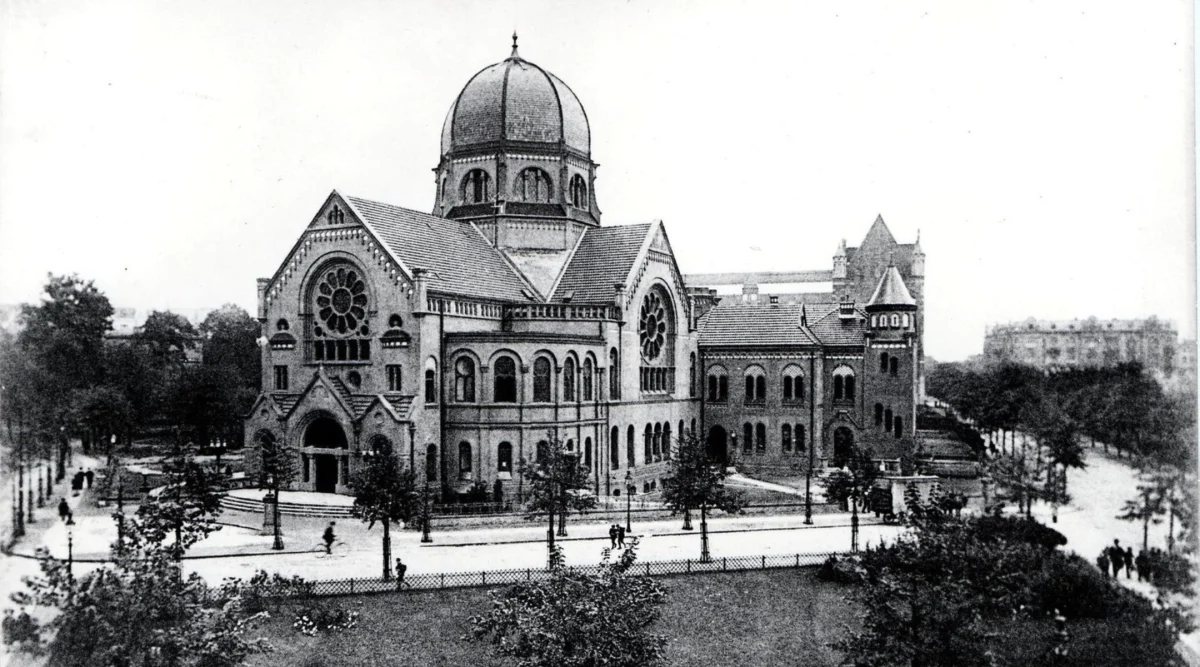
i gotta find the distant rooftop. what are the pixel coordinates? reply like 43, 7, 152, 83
986, 317, 1177, 335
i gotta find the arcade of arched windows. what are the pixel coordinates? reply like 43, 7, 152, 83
872, 402, 906, 439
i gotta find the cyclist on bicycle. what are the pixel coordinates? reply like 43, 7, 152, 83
322, 521, 337, 555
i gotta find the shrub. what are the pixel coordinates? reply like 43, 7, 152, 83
816, 555, 865, 584
292, 605, 359, 637
971, 515, 1067, 549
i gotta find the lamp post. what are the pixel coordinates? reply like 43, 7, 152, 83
624, 471, 633, 533
58, 425, 66, 483
36, 464, 44, 508
116, 480, 126, 551
211, 437, 227, 474
66, 513, 75, 577
421, 478, 433, 544
267, 473, 283, 551
27, 466, 35, 524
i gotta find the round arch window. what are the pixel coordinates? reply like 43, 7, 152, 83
639, 290, 669, 361
316, 267, 367, 335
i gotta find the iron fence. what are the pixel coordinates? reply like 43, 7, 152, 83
251, 551, 840, 599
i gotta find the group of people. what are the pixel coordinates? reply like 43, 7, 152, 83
70, 469, 93, 495
608, 523, 628, 549
1096, 538, 1161, 583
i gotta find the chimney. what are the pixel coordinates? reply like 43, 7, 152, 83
256, 278, 271, 320
413, 268, 430, 314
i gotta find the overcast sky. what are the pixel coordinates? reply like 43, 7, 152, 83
0, 0, 1194, 361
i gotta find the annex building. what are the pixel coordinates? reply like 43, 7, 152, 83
243, 39, 925, 500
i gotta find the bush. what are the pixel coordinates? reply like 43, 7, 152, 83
1034, 553, 1118, 618
236, 571, 313, 613
816, 555, 865, 584
292, 605, 359, 637
971, 515, 1067, 549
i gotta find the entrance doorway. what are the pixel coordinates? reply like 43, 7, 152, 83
314, 455, 338, 493
832, 427, 854, 467
706, 425, 728, 464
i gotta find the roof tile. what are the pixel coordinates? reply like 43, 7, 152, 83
551, 223, 652, 303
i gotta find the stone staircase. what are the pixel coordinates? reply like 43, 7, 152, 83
219, 494, 356, 518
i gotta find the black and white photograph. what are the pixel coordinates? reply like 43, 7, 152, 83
0, 1, 1196, 665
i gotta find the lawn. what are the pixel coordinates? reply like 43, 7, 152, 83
246, 568, 860, 667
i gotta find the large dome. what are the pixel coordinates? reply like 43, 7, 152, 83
440, 41, 590, 157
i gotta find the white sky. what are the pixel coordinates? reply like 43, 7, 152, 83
0, 0, 1194, 361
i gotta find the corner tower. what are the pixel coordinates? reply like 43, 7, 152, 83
433, 35, 600, 262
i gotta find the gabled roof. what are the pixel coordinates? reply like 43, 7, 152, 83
867, 265, 917, 308
860, 214, 897, 249
551, 223, 653, 303
697, 302, 820, 347
805, 303, 868, 347
345, 195, 534, 302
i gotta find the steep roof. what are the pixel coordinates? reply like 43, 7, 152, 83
346, 196, 533, 302
867, 265, 917, 308
860, 214, 897, 249
551, 223, 653, 303
805, 303, 868, 347
697, 302, 820, 347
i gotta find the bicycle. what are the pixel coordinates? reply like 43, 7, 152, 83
311, 540, 349, 557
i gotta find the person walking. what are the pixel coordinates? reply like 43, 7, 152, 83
322, 521, 337, 555
1135, 549, 1149, 582
617, 524, 626, 548
1124, 547, 1134, 580
57, 498, 69, 522
608, 524, 618, 549
1097, 550, 1110, 577
84, 470, 94, 489
1108, 539, 1124, 578
395, 558, 408, 590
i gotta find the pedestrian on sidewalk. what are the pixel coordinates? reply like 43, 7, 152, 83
1124, 547, 1134, 580
617, 525, 626, 548
1135, 549, 1149, 582
608, 524, 618, 549
1109, 539, 1124, 578
71, 472, 83, 496
57, 498, 69, 521
322, 521, 337, 555
1097, 551, 1110, 577
395, 558, 408, 590
85, 470, 94, 489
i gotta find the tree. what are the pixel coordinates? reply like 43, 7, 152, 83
17, 274, 114, 394
519, 434, 598, 562
820, 446, 880, 552
135, 444, 226, 560
138, 310, 198, 369
68, 385, 133, 462
1118, 472, 1165, 553
347, 447, 419, 580
468, 540, 667, 667
660, 431, 742, 562
256, 434, 298, 550
170, 365, 255, 449
200, 305, 261, 391
8, 518, 269, 667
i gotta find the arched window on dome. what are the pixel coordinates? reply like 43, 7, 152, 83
569, 174, 588, 209
516, 168, 553, 203
462, 169, 492, 204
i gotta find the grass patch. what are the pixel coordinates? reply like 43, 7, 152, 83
246, 569, 858, 667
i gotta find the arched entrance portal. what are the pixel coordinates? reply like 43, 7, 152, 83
304, 417, 347, 493
832, 427, 854, 467
706, 425, 728, 465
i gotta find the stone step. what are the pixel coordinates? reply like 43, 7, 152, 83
219, 494, 356, 518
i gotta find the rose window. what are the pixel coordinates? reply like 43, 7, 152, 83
316, 267, 368, 335
639, 291, 668, 361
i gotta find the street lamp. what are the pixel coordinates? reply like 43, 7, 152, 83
66, 512, 75, 577
624, 471, 633, 533
211, 437, 227, 474
116, 480, 126, 551
421, 478, 433, 544
36, 463, 44, 508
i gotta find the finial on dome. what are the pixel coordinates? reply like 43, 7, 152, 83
510, 31, 520, 59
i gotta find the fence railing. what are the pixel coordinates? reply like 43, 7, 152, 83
250, 551, 840, 599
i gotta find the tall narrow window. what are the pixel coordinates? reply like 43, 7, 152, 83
846, 375, 856, 400
425, 444, 438, 480
833, 376, 845, 400
463, 169, 492, 204
879, 353, 889, 373
833, 366, 856, 401
454, 358, 475, 402
689, 352, 696, 397
609, 349, 619, 400
458, 442, 472, 480
386, 365, 402, 392
782, 424, 792, 452
894, 417, 903, 438
425, 369, 436, 404
743, 423, 753, 454
663, 423, 671, 459
644, 425, 652, 464
783, 376, 793, 401
653, 423, 662, 461
756, 423, 766, 452
536, 441, 549, 464
516, 168, 553, 202
889, 357, 899, 376
627, 425, 635, 468
744, 367, 765, 403
796, 424, 806, 452
584, 437, 593, 469
533, 357, 552, 402
494, 356, 517, 403
756, 376, 766, 401
274, 365, 288, 391
611, 428, 620, 469
497, 442, 513, 475
582, 358, 594, 401
569, 174, 588, 208
885, 408, 894, 431
875, 403, 884, 426
564, 357, 576, 402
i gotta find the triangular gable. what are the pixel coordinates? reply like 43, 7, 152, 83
262, 191, 416, 310
357, 395, 409, 423
859, 214, 897, 250
246, 393, 284, 420
283, 368, 358, 420
624, 221, 690, 313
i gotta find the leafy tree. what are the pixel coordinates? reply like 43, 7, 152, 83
820, 446, 880, 552
135, 444, 226, 560
347, 446, 419, 580
256, 433, 298, 550
100, 343, 166, 442
987, 450, 1046, 518
8, 519, 269, 667
138, 310, 199, 369
519, 433, 598, 561
469, 540, 667, 667
660, 431, 742, 562
68, 385, 133, 462
1118, 472, 1165, 552
17, 274, 114, 394
170, 365, 255, 449
200, 304, 261, 391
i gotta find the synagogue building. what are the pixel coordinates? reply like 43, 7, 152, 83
243, 39, 926, 500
